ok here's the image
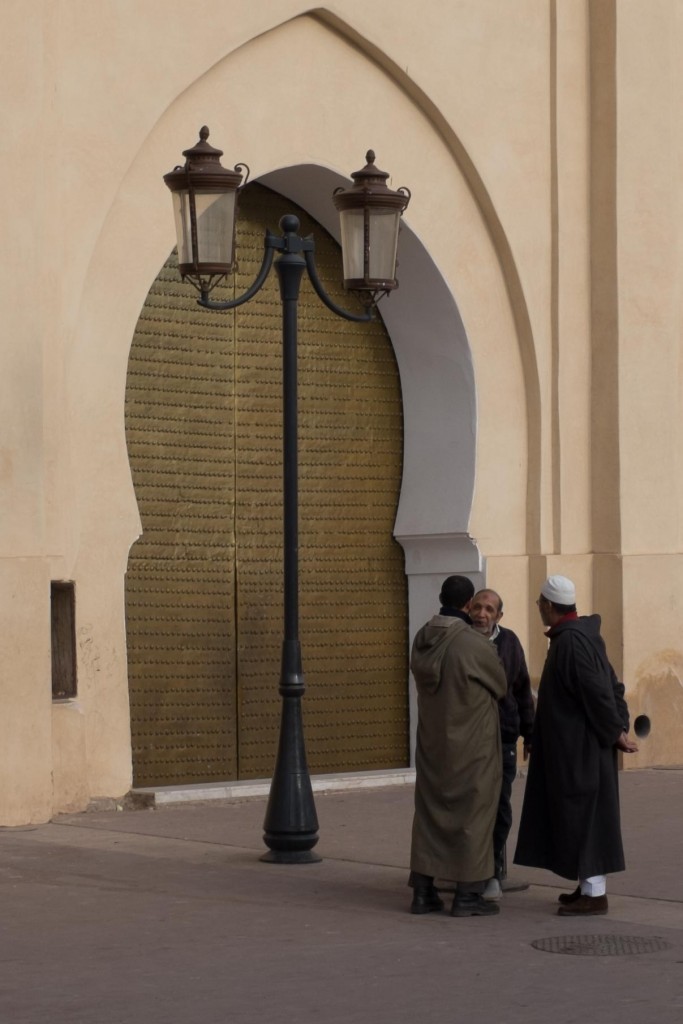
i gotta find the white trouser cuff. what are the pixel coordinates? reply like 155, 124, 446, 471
580, 875, 607, 897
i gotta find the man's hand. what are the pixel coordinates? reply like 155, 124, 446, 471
616, 732, 638, 753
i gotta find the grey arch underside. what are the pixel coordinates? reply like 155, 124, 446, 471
258, 164, 478, 571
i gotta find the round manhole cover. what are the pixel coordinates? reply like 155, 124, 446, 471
531, 934, 672, 957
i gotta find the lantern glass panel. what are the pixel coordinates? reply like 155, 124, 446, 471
368, 209, 401, 282
338, 209, 365, 281
171, 191, 192, 265
339, 207, 401, 284
171, 189, 237, 268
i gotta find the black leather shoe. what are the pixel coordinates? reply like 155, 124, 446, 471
410, 887, 444, 915
450, 894, 500, 917
557, 894, 608, 916
558, 885, 582, 905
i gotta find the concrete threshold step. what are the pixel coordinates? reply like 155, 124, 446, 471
130, 767, 417, 808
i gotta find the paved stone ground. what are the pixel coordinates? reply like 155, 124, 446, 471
0, 769, 681, 1023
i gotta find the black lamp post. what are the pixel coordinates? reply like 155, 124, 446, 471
164, 127, 410, 863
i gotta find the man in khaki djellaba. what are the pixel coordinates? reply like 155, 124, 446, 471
409, 575, 508, 917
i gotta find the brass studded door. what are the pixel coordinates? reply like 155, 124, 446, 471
125, 183, 408, 787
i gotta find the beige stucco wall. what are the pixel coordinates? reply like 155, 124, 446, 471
1, 0, 682, 823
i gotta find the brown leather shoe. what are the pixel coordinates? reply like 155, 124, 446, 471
558, 885, 582, 905
557, 894, 608, 916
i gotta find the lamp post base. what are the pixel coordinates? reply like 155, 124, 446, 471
261, 647, 321, 863
260, 849, 323, 864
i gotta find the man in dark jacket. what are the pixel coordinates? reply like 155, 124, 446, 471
470, 588, 534, 899
514, 575, 638, 915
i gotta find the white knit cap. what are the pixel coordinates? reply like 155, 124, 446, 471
541, 575, 576, 604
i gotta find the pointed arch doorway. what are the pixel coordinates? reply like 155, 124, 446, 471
125, 182, 409, 787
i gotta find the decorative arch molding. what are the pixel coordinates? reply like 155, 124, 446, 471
257, 163, 479, 559
148, 3, 543, 551
66, 10, 535, 780
308, 7, 543, 552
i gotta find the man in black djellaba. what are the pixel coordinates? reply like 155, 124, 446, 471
514, 575, 638, 915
